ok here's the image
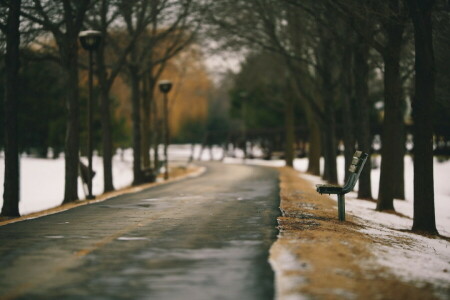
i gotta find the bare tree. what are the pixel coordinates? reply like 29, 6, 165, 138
140, 13, 198, 172
334, 1, 376, 199
376, 0, 408, 209
407, 0, 438, 234
202, 0, 332, 173
85, 0, 144, 192
353, 31, 373, 200
117, 0, 197, 185
332, 0, 409, 208
1, 0, 21, 217
21, 0, 91, 203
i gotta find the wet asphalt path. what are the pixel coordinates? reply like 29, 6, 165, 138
0, 162, 280, 300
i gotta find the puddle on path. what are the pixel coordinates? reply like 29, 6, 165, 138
45, 235, 65, 239
117, 236, 149, 241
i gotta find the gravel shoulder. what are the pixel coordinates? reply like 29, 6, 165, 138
270, 167, 440, 300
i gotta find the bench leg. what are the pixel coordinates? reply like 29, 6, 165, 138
338, 194, 345, 221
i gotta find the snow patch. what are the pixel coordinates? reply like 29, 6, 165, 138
296, 156, 450, 297
269, 243, 309, 300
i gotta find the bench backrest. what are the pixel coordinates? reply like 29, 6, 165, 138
341, 151, 368, 194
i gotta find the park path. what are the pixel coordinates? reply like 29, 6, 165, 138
0, 162, 280, 300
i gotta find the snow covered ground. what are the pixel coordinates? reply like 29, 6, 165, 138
1, 145, 449, 295
299, 169, 450, 297
0, 149, 135, 215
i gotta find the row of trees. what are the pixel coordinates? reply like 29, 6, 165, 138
0, 53, 128, 158
202, 0, 449, 234
1, 0, 448, 236
1, 0, 204, 217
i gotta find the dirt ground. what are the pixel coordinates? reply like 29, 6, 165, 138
0, 164, 203, 226
270, 167, 440, 300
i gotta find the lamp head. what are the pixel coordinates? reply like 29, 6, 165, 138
158, 80, 173, 94
79, 30, 102, 51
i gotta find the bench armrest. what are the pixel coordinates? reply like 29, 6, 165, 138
316, 184, 343, 195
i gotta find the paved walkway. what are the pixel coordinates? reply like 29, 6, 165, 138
2, 163, 446, 300
0, 163, 279, 300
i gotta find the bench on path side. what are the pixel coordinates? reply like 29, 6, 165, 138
316, 151, 368, 221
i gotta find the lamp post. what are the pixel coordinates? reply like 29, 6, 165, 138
79, 30, 101, 199
158, 80, 173, 180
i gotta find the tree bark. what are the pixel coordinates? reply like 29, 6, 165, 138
18, 0, 90, 203
321, 54, 338, 184
322, 102, 338, 184
307, 118, 321, 175
354, 35, 373, 200
98, 86, 114, 192
284, 97, 295, 167
318, 22, 338, 184
60, 38, 80, 203
96, 46, 115, 193
152, 98, 161, 170
1, 0, 21, 217
129, 65, 143, 185
377, 14, 405, 210
142, 72, 156, 169
341, 45, 355, 182
408, 0, 437, 234
141, 73, 150, 169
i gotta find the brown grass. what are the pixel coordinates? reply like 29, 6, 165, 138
270, 167, 438, 299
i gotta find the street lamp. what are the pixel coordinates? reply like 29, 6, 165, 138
79, 30, 102, 199
158, 80, 173, 180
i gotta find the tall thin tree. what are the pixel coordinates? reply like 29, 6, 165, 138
21, 0, 91, 203
407, 0, 438, 234
1, 0, 21, 217
87, 0, 142, 192
118, 0, 196, 185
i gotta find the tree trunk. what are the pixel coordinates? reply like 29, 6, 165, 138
153, 100, 161, 171
319, 29, 338, 184
341, 46, 355, 182
163, 92, 170, 179
322, 102, 338, 184
307, 119, 321, 175
61, 38, 80, 204
284, 97, 295, 167
408, 0, 437, 234
97, 50, 114, 193
1, 0, 21, 217
129, 66, 143, 185
142, 72, 156, 169
321, 59, 338, 184
141, 73, 150, 169
354, 36, 373, 200
377, 19, 405, 210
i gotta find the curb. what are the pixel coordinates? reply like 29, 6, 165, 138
0, 164, 206, 227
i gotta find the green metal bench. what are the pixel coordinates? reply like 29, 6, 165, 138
316, 151, 368, 221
